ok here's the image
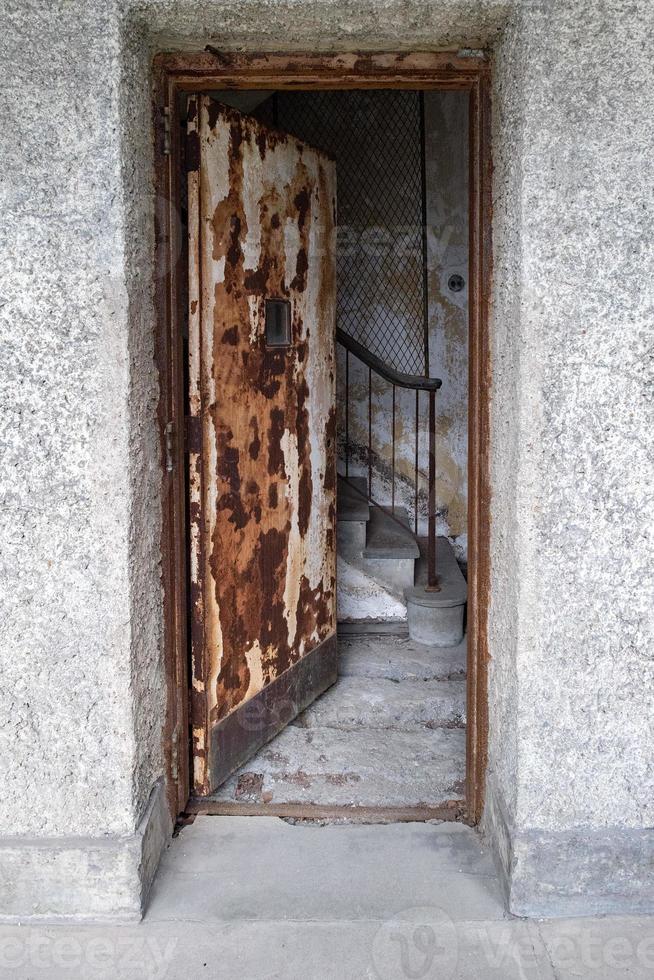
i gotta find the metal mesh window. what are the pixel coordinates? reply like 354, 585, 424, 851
267, 91, 427, 376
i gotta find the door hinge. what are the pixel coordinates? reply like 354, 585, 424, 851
163, 105, 171, 156
165, 420, 174, 472
170, 728, 179, 782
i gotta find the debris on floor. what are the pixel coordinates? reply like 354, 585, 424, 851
204, 634, 467, 814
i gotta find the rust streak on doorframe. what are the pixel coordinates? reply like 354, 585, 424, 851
154, 63, 191, 818
466, 72, 492, 825
154, 49, 493, 826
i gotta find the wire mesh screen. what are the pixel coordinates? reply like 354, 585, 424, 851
267, 91, 428, 376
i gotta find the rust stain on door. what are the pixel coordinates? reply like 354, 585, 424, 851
188, 96, 337, 793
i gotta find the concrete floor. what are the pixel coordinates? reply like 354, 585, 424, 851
208, 635, 467, 809
2, 816, 654, 979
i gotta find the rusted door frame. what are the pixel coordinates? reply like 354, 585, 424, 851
153, 50, 492, 825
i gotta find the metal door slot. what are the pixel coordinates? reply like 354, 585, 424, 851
265, 299, 291, 348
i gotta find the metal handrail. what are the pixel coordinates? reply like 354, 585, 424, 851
336, 328, 442, 392
338, 329, 441, 592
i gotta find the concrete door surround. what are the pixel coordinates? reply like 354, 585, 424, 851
3, 0, 652, 922
153, 50, 493, 832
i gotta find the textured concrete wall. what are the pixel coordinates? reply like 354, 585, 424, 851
484, 0, 654, 915
0, 0, 169, 917
0, 0, 652, 918
0, 2, 164, 842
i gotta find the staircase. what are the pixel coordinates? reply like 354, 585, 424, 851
336, 328, 467, 643
337, 475, 467, 644
202, 633, 467, 814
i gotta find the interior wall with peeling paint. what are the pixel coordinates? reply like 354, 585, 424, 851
342, 90, 469, 557
258, 89, 470, 558
425, 92, 469, 558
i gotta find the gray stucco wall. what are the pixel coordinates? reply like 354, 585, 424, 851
0, 0, 652, 918
0, 3, 163, 842
485, 0, 654, 915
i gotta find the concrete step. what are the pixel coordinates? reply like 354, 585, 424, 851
336, 482, 423, 617
337, 477, 370, 560
338, 634, 467, 681
359, 553, 415, 594
337, 519, 367, 559
356, 505, 418, 593
292, 675, 466, 730
149, 820, 504, 930
208, 725, 466, 808
364, 506, 420, 559
337, 475, 369, 522
337, 556, 407, 624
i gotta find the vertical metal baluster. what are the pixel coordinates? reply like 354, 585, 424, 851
391, 384, 396, 515
414, 389, 419, 535
345, 350, 350, 479
427, 389, 439, 590
368, 366, 372, 500
419, 91, 430, 378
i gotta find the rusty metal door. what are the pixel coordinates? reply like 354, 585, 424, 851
187, 97, 337, 795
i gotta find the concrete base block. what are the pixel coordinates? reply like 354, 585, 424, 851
0, 779, 171, 922
406, 599, 465, 646
510, 826, 654, 917
483, 780, 654, 917
405, 537, 467, 646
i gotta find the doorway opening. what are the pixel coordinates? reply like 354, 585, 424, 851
155, 52, 491, 828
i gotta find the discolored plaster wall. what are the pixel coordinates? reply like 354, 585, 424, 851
0, 0, 652, 919
340, 89, 470, 559
281, 89, 470, 556
425, 91, 469, 557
